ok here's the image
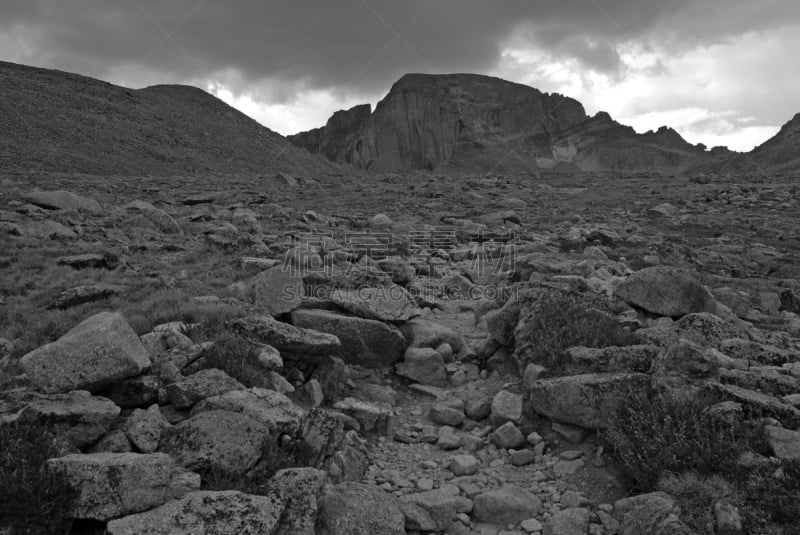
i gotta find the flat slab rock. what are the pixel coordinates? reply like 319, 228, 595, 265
316, 482, 406, 535
16, 390, 120, 448
230, 315, 341, 356
106, 490, 284, 535
47, 452, 174, 521
330, 286, 422, 322
614, 266, 717, 318
527, 372, 651, 429
23, 189, 102, 213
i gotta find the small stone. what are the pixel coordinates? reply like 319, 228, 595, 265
521, 518, 543, 532
510, 449, 537, 466
430, 402, 466, 426
438, 426, 462, 450
417, 478, 435, 491
559, 450, 585, 461
492, 422, 525, 449
450, 454, 481, 476
551, 422, 590, 445
553, 459, 585, 476
490, 390, 523, 427
527, 431, 543, 445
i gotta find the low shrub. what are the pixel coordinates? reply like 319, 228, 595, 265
658, 472, 732, 533
199, 330, 264, 387
0, 422, 77, 534
732, 459, 800, 535
603, 389, 756, 491
520, 294, 638, 372
605, 388, 800, 534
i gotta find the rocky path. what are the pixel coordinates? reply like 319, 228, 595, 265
347, 303, 627, 535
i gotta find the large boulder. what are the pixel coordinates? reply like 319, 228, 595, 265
267, 467, 328, 535
158, 410, 270, 475
291, 309, 406, 368
46, 452, 174, 521
16, 391, 120, 448
19, 312, 150, 394
331, 286, 422, 322
473, 485, 542, 525
527, 373, 651, 429
395, 347, 446, 386
191, 387, 306, 435
765, 425, 800, 461
544, 507, 591, 535
399, 486, 473, 531
316, 482, 405, 535
614, 267, 716, 317
106, 491, 284, 535
250, 266, 304, 316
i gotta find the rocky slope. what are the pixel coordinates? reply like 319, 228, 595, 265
2, 168, 800, 533
729, 113, 800, 173
289, 73, 722, 174
0, 61, 337, 177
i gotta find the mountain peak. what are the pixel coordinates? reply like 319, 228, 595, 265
290, 73, 708, 174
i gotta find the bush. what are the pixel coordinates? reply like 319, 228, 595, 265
200, 330, 264, 387
605, 389, 800, 534
603, 389, 755, 491
519, 294, 638, 372
658, 472, 732, 533
0, 422, 77, 534
733, 459, 800, 535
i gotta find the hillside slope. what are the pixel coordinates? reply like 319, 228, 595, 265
289, 73, 722, 174
0, 61, 336, 177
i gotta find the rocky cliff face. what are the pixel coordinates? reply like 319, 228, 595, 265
289, 73, 717, 174
288, 104, 372, 163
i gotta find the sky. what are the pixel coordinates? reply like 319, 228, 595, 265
1, 1, 798, 152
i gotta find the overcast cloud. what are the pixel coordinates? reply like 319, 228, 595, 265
1, 0, 798, 150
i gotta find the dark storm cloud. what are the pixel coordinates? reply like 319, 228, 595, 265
1, 0, 799, 101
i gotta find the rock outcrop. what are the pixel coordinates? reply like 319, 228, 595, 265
290, 73, 717, 174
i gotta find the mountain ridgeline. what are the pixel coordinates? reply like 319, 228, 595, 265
290, 73, 798, 175
0, 60, 336, 177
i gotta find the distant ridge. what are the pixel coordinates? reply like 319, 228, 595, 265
290, 72, 798, 175
0, 60, 337, 177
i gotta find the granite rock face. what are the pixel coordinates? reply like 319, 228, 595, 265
289, 73, 712, 174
